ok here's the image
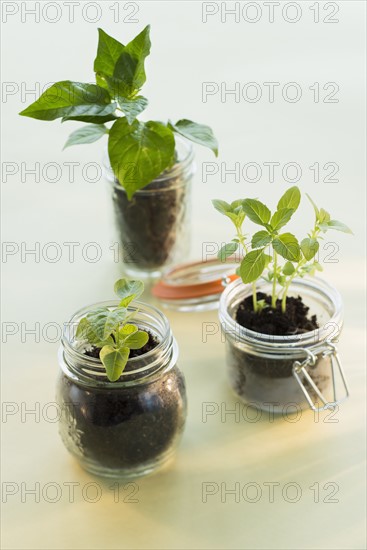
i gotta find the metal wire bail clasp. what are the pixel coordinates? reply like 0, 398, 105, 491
292, 340, 349, 412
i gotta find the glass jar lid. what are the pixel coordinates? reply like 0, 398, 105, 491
152, 258, 239, 311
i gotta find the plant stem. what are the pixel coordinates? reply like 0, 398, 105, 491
281, 224, 322, 312
252, 282, 258, 313
271, 251, 278, 308
236, 226, 258, 313
281, 279, 292, 313
235, 227, 248, 255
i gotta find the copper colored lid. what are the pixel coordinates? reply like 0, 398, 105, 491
152, 258, 239, 305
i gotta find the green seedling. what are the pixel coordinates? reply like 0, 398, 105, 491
76, 278, 149, 381
20, 26, 218, 199
213, 187, 352, 313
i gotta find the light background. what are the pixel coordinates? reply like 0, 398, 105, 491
1, 1, 366, 549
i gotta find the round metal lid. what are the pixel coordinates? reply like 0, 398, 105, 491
152, 258, 239, 311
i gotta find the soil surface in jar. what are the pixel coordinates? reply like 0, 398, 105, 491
112, 172, 188, 270
59, 332, 187, 471
235, 292, 318, 336
229, 293, 327, 399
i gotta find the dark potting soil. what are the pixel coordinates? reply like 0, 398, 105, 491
112, 174, 189, 270
58, 332, 187, 471
227, 292, 329, 404
235, 292, 318, 336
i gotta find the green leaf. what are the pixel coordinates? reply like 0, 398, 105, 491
277, 186, 301, 211
233, 210, 245, 227
63, 124, 108, 149
96, 73, 109, 90
168, 119, 218, 156
102, 55, 148, 121
283, 261, 295, 276
230, 199, 243, 210
94, 28, 125, 77
218, 242, 238, 261
212, 199, 240, 212
19, 81, 117, 122
306, 193, 320, 218
124, 330, 149, 350
108, 118, 175, 198
79, 307, 109, 341
116, 95, 148, 124
230, 201, 245, 226
114, 279, 144, 306
242, 199, 271, 226
212, 199, 244, 226
270, 208, 295, 231
239, 248, 266, 283
100, 345, 130, 382
76, 317, 92, 340
61, 108, 117, 124
113, 25, 151, 95
256, 299, 267, 312
318, 208, 330, 224
251, 230, 272, 248
318, 220, 353, 234
212, 199, 231, 215
76, 317, 112, 347
300, 237, 319, 260
317, 224, 328, 233
102, 309, 129, 340
85, 307, 128, 341
118, 324, 138, 339
300, 265, 314, 276
273, 233, 301, 262
303, 262, 324, 277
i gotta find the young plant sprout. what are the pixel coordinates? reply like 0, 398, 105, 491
213, 186, 352, 314
19, 26, 218, 199
76, 279, 149, 381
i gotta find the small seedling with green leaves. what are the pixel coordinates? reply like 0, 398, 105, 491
76, 279, 149, 381
213, 186, 352, 314
19, 26, 218, 199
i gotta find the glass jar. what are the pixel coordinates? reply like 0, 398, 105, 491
219, 278, 349, 413
57, 301, 187, 479
105, 137, 195, 278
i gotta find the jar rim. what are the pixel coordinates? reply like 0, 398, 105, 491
219, 277, 343, 350
61, 299, 173, 378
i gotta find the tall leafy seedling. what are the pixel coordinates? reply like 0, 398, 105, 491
20, 26, 218, 199
213, 187, 352, 313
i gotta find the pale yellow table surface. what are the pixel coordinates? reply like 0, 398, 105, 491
1, 2, 366, 549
